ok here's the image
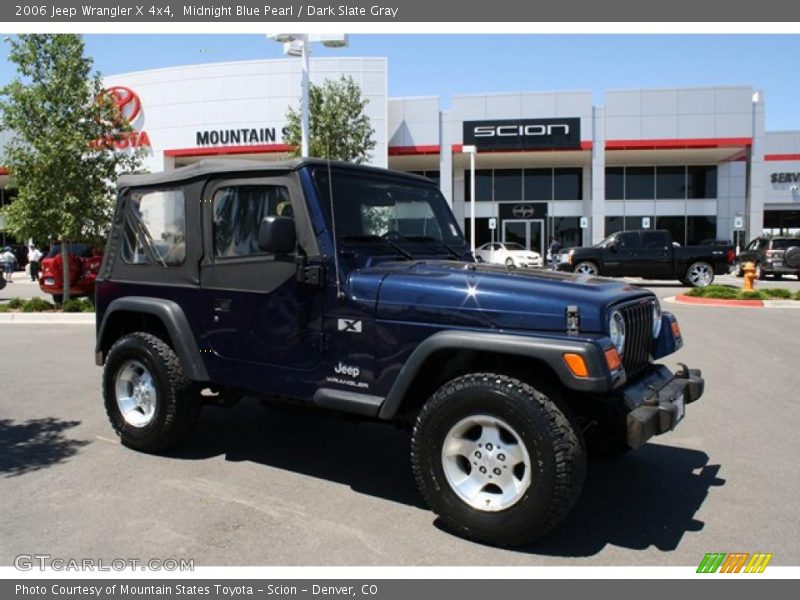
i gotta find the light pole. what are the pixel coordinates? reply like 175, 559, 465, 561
266, 34, 348, 158
462, 145, 477, 254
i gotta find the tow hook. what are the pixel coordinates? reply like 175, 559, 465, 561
675, 362, 704, 404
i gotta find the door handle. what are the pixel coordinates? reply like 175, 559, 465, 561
213, 298, 232, 313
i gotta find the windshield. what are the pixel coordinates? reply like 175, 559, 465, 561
594, 234, 617, 248
313, 169, 465, 245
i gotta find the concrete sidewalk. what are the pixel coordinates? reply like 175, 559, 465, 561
0, 312, 94, 324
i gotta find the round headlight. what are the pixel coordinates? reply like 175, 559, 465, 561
609, 310, 626, 356
652, 298, 662, 339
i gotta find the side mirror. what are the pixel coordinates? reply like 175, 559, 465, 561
258, 216, 297, 254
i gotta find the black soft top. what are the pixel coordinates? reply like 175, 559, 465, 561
117, 158, 434, 188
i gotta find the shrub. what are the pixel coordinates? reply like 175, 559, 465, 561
7, 297, 25, 309
0, 304, 9, 313
62, 298, 95, 313
762, 288, 793, 299
740, 291, 766, 301
795, 290, 800, 301
21, 297, 55, 312
685, 285, 739, 299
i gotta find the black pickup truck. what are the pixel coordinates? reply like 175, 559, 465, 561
557, 229, 734, 287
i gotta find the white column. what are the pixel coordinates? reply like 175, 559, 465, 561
590, 105, 606, 244
748, 91, 766, 238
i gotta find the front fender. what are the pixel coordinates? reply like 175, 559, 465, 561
378, 329, 623, 420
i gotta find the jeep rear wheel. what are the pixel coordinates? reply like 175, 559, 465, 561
411, 373, 586, 547
103, 332, 201, 453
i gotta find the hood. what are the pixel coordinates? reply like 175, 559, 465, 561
347, 260, 651, 334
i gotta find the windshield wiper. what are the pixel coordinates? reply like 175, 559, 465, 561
401, 235, 463, 260
339, 235, 414, 260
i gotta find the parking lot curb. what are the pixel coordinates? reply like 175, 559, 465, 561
674, 294, 763, 307
670, 294, 800, 308
0, 312, 94, 324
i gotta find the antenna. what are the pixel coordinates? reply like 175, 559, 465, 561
325, 150, 345, 301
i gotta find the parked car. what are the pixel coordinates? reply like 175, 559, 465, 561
95, 159, 703, 548
474, 242, 544, 268
735, 236, 800, 279
38, 243, 103, 303
557, 229, 734, 287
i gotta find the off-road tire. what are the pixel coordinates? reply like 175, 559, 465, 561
103, 332, 201, 453
411, 373, 586, 547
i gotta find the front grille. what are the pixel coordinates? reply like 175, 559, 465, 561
618, 299, 654, 376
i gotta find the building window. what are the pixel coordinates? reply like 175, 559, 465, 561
607, 165, 717, 200
551, 217, 582, 248
493, 169, 523, 201
213, 185, 291, 258
688, 166, 717, 199
624, 215, 653, 231
625, 167, 655, 200
656, 166, 686, 199
524, 168, 552, 200
122, 189, 186, 266
553, 168, 583, 200
605, 167, 624, 200
686, 216, 717, 245
464, 218, 492, 248
408, 170, 441, 187
465, 170, 493, 201
605, 216, 625, 236
763, 209, 800, 235
656, 216, 687, 246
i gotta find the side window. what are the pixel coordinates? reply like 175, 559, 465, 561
122, 189, 186, 266
642, 231, 669, 248
618, 232, 640, 248
213, 185, 292, 258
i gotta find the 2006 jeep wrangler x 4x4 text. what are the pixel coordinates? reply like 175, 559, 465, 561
95, 159, 704, 547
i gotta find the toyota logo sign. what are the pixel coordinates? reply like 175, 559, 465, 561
106, 86, 142, 124
512, 204, 535, 218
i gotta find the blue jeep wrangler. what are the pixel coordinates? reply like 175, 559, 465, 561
95, 159, 703, 547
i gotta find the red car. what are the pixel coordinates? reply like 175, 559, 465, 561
39, 243, 103, 303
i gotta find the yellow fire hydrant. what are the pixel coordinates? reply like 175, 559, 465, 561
742, 261, 757, 291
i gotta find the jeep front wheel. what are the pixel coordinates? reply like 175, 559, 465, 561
103, 332, 201, 453
411, 373, 586, 547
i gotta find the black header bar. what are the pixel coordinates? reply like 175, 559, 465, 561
3, 0, 800, 22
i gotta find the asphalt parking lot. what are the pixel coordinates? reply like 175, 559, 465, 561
1, 276, 799, 567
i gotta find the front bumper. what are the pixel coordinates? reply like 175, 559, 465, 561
620, 363, 704, 449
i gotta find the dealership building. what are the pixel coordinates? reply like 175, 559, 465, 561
2, 55, 800, 255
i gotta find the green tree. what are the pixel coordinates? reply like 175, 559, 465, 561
0, 34, 143, 302
284, 76, 376, 164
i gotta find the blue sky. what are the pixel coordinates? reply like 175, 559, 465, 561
2, 34, 799, 130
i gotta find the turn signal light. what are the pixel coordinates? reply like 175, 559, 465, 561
671, 320, 682, 338
562, 353, 589, 378
604, 347, 622, 371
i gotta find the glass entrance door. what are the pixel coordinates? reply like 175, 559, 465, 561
502, 219, 545, 255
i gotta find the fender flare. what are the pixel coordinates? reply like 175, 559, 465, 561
95, 296, 209, 382
378, 330, 620, 420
